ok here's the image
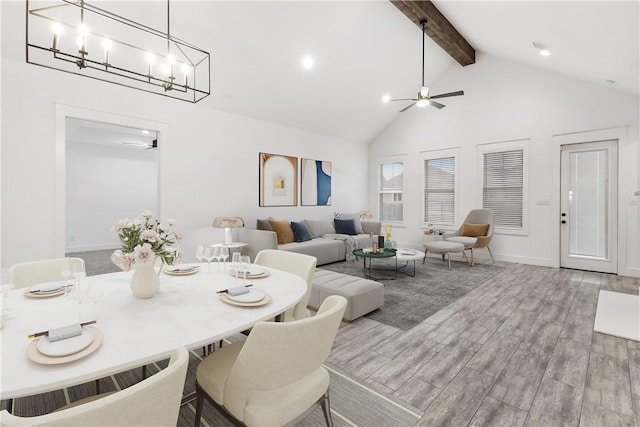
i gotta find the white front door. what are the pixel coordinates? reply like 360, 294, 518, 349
560, 140, 618, 273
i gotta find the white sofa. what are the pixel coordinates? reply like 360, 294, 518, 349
239, 220, 381, 265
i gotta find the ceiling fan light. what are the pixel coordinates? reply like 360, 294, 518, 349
420, 86, 429, 97
416, 99, 430, 107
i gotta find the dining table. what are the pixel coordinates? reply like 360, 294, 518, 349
0, 262, 307, 402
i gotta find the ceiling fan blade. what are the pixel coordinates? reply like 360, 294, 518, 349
399, 103, 417, 112
390, 98, 418, 102
429, 100, 446, 109
429, 90, 464, 99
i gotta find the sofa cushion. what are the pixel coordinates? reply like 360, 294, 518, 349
461, 223, 490, 237
256, 217, 274, 231
334, 212, 364, 234
268, 220, 294, 244
304, 220, 335, 239
291, 221, 313, 242
334, 219, 357, 235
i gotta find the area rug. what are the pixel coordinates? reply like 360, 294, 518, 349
321, 257, 503, 330
594, 290, 640, 341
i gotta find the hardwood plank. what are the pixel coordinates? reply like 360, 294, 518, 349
560, 309, 594, 345
413, 338, 482, 388
393, 376, 442, 412
469, 396, 527, 427
544, 338, 590, 389
579, 400, 636, 427
416, 367, 494, 426
466, 331, 521, 378
524, 377, 583, 427
489, 348, 551, 411
584, 351, 634, 416
458, 313, 507, 345
591, 332, 629, 361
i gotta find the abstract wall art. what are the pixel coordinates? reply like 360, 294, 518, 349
301, 158, 332, 206
259, 152, 298, 206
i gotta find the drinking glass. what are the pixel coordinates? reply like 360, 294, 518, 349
195, 244, 205, 266
240, 255, 251, 285
203, 247, 216, 272
0, 268, 15, 317
212, 247, 224, 271
220, 248, 229, 271
86, 278, 104, 321
231, 252, 241, 285
60, 259, 73, 296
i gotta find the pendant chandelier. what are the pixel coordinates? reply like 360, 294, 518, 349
26, 0, 210, 103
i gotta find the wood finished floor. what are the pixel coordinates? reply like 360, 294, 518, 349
327, 260, 640, 427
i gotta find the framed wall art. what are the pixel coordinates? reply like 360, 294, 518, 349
259, 152, 298, 206
301, 158, 332, 206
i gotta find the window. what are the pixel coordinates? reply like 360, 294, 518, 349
424, 156, 455, 226
379, 161, 404, 222
482, 149, 524, 230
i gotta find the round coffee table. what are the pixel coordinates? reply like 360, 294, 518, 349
352, 249, 397, 280
395, 249, 426, 277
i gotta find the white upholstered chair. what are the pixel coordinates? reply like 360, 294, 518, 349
194, 295, 347, 427
0, 347, 189, 426
443, 209, 495, 266
253, 249, 317, 322
10, 257, 85, 289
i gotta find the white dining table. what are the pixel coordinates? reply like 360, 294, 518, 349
0, 263, 306, 400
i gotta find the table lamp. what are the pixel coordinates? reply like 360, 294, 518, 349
359, 210, 374, 221
212, 217, 244, 244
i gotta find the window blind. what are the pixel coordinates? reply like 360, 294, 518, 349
424, 157, 455, 225
379, 161, 404, 222
483, 150, 523, 228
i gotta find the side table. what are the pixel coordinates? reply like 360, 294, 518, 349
211, 242, 248, 259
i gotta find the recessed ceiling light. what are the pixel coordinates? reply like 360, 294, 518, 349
381, 94, 391, 103
301, 55, 314, 70
532, 41, 551, 57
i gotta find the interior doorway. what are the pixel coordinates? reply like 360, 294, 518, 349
64, 118, 160, 274
560, 140, 618, 273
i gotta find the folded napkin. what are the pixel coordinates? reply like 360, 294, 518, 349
29, 283, 64, 293
48, 324, 83, 342
167, 264, 198, 272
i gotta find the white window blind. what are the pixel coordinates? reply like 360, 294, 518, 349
379, 161, 404, 222
424, 157, 455, 226
483, 149, 524, 228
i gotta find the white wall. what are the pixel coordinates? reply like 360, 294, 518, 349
369, 54, 640, 276
0, 1, 368, 266
65, 140, 158, 252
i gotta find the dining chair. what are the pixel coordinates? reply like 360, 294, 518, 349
0, 347, 189, 426
443, 208, 495, 266
10, 257, 86, 289
253, 249, 317, 321
194, 295, 347, 427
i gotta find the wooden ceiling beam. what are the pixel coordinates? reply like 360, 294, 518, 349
391, 0, 475, 66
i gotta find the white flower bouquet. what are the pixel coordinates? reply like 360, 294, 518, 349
111, 212, 183, 272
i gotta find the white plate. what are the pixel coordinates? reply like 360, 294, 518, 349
229, 266, 266, 277
226, 289, 265, 303
164, 264, 200, 276
37, 327, 96, 357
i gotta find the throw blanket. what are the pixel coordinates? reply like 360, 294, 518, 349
323, 234, 360, 262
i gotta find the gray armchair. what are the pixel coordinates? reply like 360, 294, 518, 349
443, 209, 495, 266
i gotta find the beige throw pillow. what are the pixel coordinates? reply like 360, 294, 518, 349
268, 220, 295, 244
461, 223, 490, 237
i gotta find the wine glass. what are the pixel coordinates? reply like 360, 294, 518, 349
220, 247, 229, 271
60, 259, 73, 296
86, 278, 104, 321
212, 247, 224, 271
240, 255, 251, 285
195, 244, 205, 264
0, 268, 15, 318
231, 252, 241, 285
203, 247, 216, 272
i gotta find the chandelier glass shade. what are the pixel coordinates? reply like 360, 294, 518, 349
26, 0, 211, 103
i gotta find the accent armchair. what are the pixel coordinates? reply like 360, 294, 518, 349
443, 209, 495, 266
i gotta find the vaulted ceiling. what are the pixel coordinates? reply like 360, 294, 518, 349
91, 1, 640, 144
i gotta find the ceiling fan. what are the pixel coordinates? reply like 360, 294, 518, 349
389, 19, 464, 112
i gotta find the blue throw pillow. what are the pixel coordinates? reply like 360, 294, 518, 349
291, 221, 313, 242
334, 219, 357, 235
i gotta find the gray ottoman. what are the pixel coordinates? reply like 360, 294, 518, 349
309, 270, 384, 321
423, 241, 465, 270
